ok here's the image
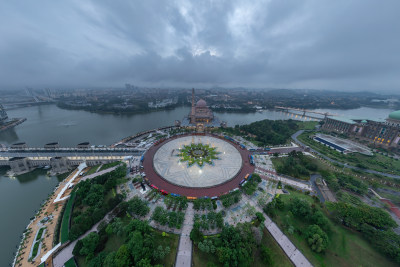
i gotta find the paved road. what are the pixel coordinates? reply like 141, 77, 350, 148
175, 203, 194, 267
292, 130, 400, 179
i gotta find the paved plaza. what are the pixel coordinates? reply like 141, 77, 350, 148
153, 135, 242, 188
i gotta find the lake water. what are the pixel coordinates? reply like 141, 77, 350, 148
0, 104, 395, 265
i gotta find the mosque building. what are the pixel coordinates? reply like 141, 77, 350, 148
178, 89, 223, 130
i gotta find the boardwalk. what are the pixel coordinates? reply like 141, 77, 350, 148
175, 203, 194, 267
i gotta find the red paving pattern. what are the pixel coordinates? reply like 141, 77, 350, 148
143, 133, 255, 197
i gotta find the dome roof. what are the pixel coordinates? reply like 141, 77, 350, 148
196, 99, 207, 107
388, 110, 400, 121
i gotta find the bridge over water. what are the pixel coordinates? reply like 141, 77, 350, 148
0, 146, 144, 175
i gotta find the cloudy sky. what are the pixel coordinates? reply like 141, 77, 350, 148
0, 0, 399, 92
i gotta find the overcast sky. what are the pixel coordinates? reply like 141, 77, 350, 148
0, 0, 399, 92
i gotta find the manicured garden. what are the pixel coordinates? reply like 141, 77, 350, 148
151, 206, 185, 229
242, 173, 262, 195
219, 190, 242, 208
178, 143, 220, 167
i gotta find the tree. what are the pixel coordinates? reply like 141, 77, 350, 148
153, 245, 171, 260
106, 217, 125, 237
306, 225, 329, 253
128, 196, 150, 217
79, 232, 100, 260
289, 197, 311, 218
190, 225, 204, 243
114, 244, 132, 267
256, 212, 265, 223
260, 245, 273, 266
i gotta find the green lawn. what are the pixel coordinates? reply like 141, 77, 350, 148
64, 257, 77, 267
192, 243, 221, 267
272, 190, 398, 267
84, 165, 100, 176
99, 161, 121, 171
297, 121, 318, 130
152, 230, 180, 267
60, 191, 76, 243
254, 228, 293, 267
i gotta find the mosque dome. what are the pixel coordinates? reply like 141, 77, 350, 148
388, 110, 400, 121
196, 99, 207, 107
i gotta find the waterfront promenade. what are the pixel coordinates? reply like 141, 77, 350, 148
13, 167, 85, 267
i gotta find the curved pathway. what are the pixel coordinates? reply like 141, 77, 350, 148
292, 130, 400, 179
143, 133, 255, 197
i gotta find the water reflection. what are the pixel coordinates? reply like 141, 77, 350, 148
0, 128, 19, 143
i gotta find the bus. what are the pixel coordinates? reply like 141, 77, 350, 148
239, 179, 246, 186
249, 155, 255, 165
171, 193, 181, 197
249, 148, 256, 152
244, 174, 250, 180
150, 184, 159, 190
160, 190, 168, 195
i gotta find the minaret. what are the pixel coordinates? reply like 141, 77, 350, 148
190, 88, 195, 123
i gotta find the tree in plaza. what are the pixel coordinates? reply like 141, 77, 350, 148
79, 232, 100, 260
260, 245, 273, 266
128, 196, 150, 217
245, 203, 256, 217
190, 224, 204, 243
306, 224, 329, 253
256, 212, 265, 223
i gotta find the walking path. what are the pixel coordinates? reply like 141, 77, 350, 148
175, 203, 194, 267
81, 164, 121, 181
54, 163, 86, 203
52, 209, 116, 267
243, 195, 312, 267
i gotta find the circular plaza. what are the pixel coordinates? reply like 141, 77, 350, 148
143, 134, 255, 197
153, 135, 242, 188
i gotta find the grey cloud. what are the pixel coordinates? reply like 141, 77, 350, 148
0, 0, 399, 92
